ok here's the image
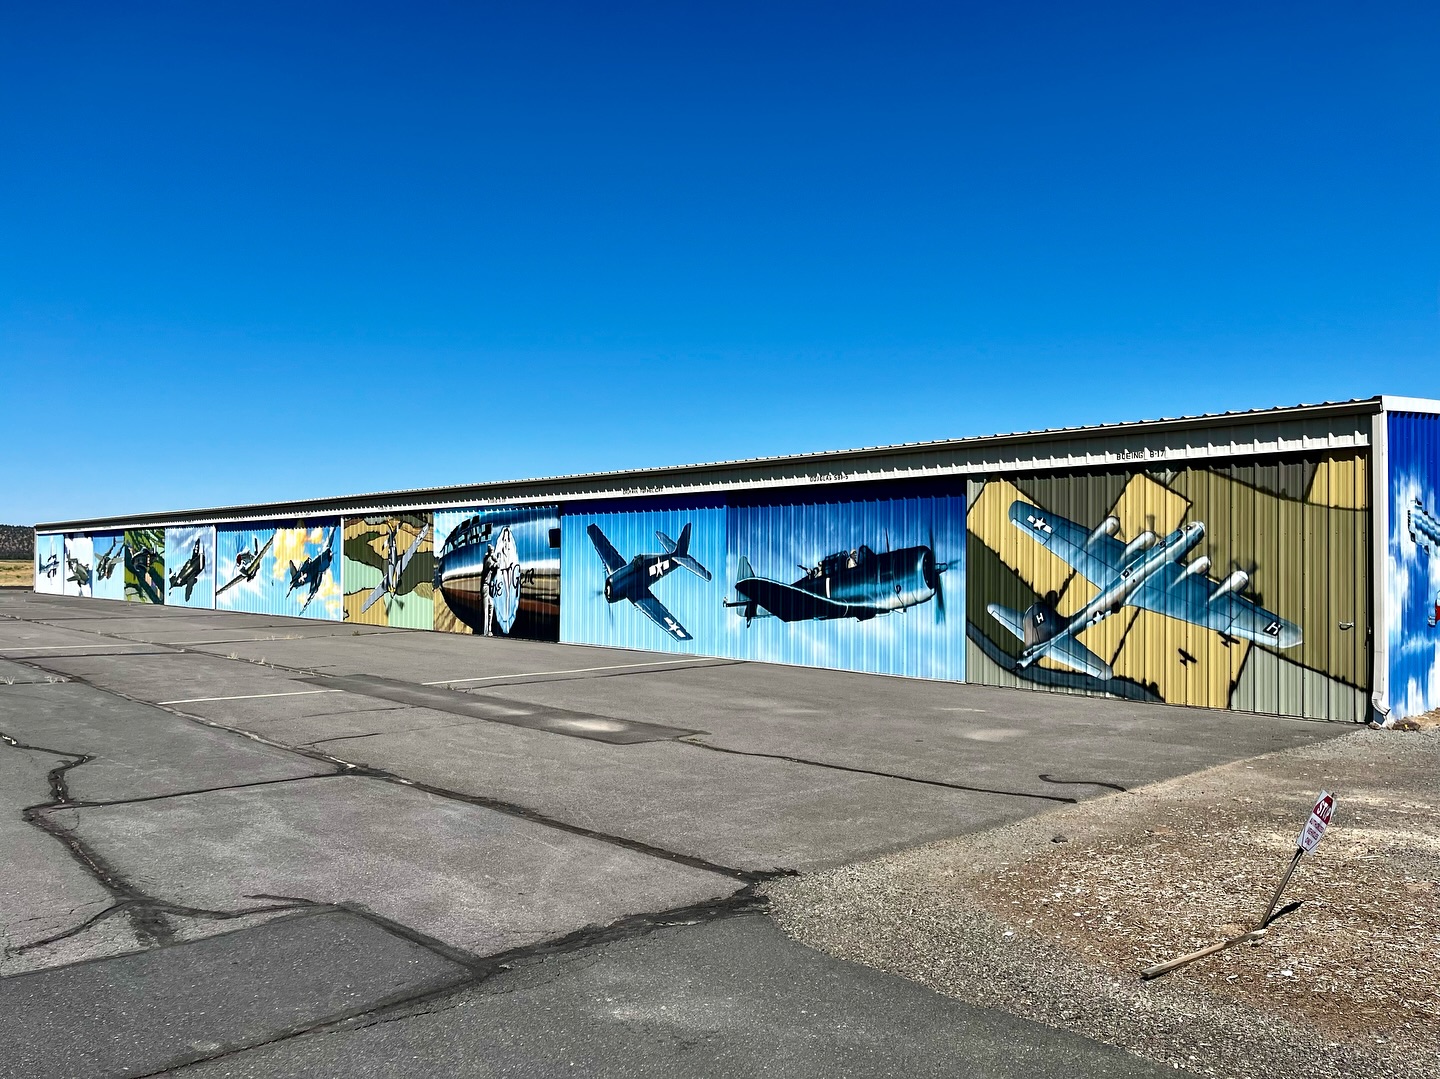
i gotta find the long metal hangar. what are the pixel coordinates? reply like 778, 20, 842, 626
34, 396, 1440, 724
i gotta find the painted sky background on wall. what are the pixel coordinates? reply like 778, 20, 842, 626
1388, 414, 1440, 719
5, 4, 1440, 525
164, 525, 216, 609
90, 533, 124, 601
216, 522, 342, 621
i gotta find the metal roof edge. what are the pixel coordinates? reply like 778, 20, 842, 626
1380, 395, 1440, 415
34, 397, 1385, 533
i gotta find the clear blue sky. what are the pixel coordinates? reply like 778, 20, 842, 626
5, 2, 1437, 525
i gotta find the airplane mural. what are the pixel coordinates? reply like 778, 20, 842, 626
361, 521, 430, 615
65, 555, 92, 593
37, 553, 60, 579
726, 540, 948, 625
124, 536, 165, 604
286, 527, 337, 613
168, 540, 207, 603
217, 535, 275, 596
95, 538, 123, 581
987, 499, 1302, 680
1406, 496, 1440, 627
586, 521, 710, 641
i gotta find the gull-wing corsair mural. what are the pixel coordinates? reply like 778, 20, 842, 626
726, 541, 948, 625
988, 500, 1302, 679
1407, 496, 1440, 627
168, 540, 206, 602
362, 521, 430, 615
38, 552, 60, 580
217, 535, 275, 596
286, 527, 338, 613
586, 522, 710, 641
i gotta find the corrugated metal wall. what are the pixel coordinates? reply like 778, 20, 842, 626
966, 453, 1370, 721
89, 532, 125, 601
433, 506, 560, 640
1385, 411, 1440, 720
343, 513, 434, 629
215, 519, 342, 620
163, 525, 216, 609
35, 533, 64, 595
560, 489, 966, 680
123, 529, 166, 604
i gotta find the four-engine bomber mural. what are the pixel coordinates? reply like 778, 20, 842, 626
124, 529, 166, 604
164, 526, 216, 608
344, 514, 434, 629
433, 506, 560, 640
1387, 412, 1440, 720
562, 492, 966, 680
216, 520, 342, 620
967, 455, 1369, 721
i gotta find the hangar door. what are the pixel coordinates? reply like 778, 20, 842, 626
965, 453, 1369, 722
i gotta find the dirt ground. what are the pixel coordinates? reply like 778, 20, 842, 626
768, 725, 1440, 1079
0, 562, 32, 588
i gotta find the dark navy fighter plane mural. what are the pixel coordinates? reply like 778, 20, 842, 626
286, 527, 338, 613
586, 521, 711, 641
726, 540, 948, 625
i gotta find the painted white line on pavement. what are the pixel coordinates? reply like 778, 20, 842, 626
422, 658, 730, 685
157, 689, 341, 705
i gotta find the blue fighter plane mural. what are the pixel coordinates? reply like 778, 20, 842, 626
216, 520, 342, 620
164, 525, 215, 608
562, 493, 965, 679
987, 500, 1302, 680
35, 534, 63, 595
727, 540, 948, 625
1405, 497, 1440, 628
588, 521, 711, 641
91, 533, 125, 601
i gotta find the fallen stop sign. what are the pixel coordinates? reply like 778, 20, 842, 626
1297, 790, 1334, 853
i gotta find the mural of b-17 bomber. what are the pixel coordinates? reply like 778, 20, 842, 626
967, 458, 1370, 721
124, 529, 166, 604
433, 506, 560, 640
344, 514, 433, 629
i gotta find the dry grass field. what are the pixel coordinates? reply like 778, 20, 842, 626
0, 561, 33, 587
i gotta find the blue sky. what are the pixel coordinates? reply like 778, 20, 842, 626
5, 3, 1438, 524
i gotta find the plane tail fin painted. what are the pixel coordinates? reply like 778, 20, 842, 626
736, 554, 756, 581
656, 523, 711, 581
986, 603, 1028, 643
986, 603, 1112, 680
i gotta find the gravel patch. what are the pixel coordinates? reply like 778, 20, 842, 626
766, 727, 1440, 1079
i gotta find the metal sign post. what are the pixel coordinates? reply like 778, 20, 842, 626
1140, 790, 1334, 981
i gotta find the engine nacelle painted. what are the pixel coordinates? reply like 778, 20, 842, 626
1173, 554, 1211, 586
1086, 516, 1121, 548
1121, 531, 1157, 561
1211, 568, 1249, 601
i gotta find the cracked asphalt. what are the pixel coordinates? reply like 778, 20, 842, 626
0, 589, 1350, 1077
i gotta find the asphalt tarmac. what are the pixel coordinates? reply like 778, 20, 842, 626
0, 589, 1348, 1077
